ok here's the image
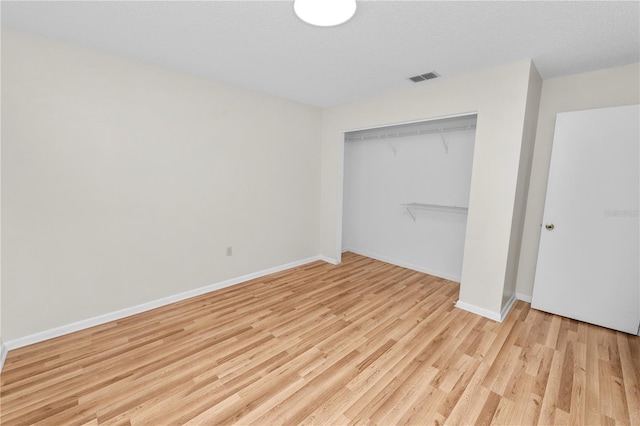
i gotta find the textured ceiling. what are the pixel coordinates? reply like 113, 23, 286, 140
2, 1, 639, 107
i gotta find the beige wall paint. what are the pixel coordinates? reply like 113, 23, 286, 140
320, 60, 535, 317
4, 26, 634, 344
503, 62, 543, 308
0, 28, 3, 354
1, 29, 322, 341
517, 63, 640, 299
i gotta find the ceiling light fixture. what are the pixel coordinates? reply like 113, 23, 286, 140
294, 0, 357, 27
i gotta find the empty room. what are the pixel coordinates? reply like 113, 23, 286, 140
1, 1, 639, 425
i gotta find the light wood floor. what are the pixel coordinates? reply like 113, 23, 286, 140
1, 252, 638, 425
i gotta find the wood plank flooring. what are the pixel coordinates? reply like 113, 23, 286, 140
1, 252, 639, 425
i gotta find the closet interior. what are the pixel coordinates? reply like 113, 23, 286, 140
342, 114, 477, 282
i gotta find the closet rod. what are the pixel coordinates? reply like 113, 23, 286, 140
345, 124, 476, 142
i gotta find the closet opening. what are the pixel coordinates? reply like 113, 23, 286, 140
341, 113, 477, 282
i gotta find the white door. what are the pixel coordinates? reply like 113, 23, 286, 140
532, 104, 639, 334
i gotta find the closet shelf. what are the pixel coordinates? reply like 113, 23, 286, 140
402, 203, 468, 222
346, 124, 476, 142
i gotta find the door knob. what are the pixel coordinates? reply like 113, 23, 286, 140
545, 223, 555, 231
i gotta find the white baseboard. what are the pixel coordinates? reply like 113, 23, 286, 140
3, 255, 332, 352
500, 293, 517, 321
0, 342, 8, 374
317, 255, 340, 265
345, 248, 461, 283
455, 293, 517, 323
454, 300, 501, 322
516, 292, 532, 303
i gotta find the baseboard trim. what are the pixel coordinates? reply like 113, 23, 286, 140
3, 255, 331, 352
317, 255, 340, 265
516, 292, 532, 303
454, 300, 502, 322
345, 248, 461, 283
0, 342, 8, 374
500, 293, 517, 322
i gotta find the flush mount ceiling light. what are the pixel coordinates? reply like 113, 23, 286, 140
294, 0, 357, 27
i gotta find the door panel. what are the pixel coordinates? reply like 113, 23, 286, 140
532, 104, 639, 334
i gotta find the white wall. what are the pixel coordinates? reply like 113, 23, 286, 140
517, 63, 640, 299
1, 29, 322, 341
342, 116, 476, 281
320, 60, 538, 319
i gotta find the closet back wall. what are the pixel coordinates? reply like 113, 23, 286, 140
1, 29, 322, 342
343, 116, 476, 281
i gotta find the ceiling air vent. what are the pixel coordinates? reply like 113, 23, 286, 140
408, 71, 439, 83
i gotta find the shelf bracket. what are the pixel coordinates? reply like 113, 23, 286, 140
405, 206, 416, 222
440, 131, 449, 154
388, 140, 397, 156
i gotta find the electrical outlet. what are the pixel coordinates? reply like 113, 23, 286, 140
226, 246, 233, 256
